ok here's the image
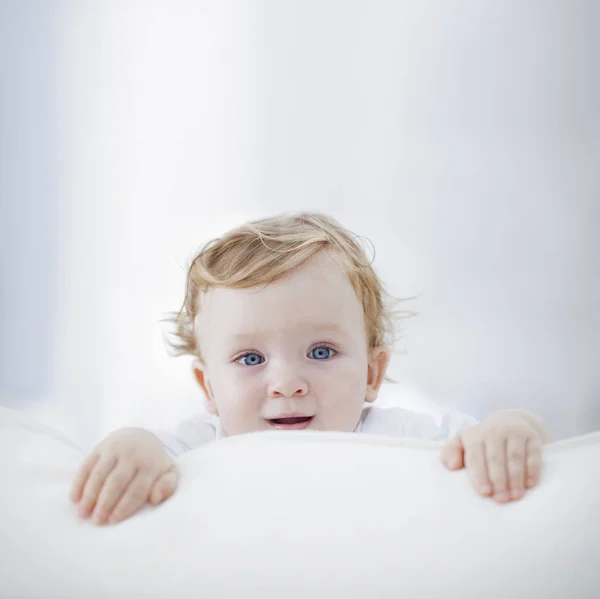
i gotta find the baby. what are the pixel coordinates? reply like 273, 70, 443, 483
70, 212, 551, 525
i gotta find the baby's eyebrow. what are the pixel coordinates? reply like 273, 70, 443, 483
230, 323, 349, 341
229, 332, 259, 342
302, 323, 348, 335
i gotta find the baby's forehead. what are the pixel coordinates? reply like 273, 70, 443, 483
204, 257, 355, 304
199, 284, 360, 325
227, 320, 351, 340
194, 268, 366, 349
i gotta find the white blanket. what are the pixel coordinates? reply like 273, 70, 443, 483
0, 405, 598, 598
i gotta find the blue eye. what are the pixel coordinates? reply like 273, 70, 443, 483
309, 346, 336, 360
238, 353, 264, 366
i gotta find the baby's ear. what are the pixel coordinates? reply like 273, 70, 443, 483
365, 346, 390, 403
192, 360, 218, 415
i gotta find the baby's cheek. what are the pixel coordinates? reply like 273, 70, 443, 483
219, 403, 263, 437
319, 364, 367, 431
212, 378, 264, 435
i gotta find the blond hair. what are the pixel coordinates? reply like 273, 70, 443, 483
168, 212, 405, 358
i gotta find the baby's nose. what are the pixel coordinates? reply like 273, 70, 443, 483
267, 373, 308, 398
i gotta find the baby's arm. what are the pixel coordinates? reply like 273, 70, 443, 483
154, 413, 218, 458
70, 415, 216, 525
363, 405, 550, 503
441, 410, 552, 503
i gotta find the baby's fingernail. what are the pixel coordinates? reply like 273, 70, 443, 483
78, 505, 89, 518
510, 489, 523, 500
479, 484, 491, 495
527, 478, 536, 488
494, 492, 509, 503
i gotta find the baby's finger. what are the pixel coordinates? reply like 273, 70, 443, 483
464, 441, 492, 496
70, 453, 99, 503
108, 470, 155, 525
440, 436, 465, 470
526, 437, 543, 488
506, 436, 527, 500
78, 457, 117, 518
485, 436, 509, 503
91, 464, 136, 525
149, 468, 179, 505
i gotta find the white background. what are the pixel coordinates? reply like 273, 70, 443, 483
1, 1, 598, 445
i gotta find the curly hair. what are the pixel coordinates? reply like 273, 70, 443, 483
167, 212, 409, 359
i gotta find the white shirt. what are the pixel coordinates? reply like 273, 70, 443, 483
157, 405, 477, 458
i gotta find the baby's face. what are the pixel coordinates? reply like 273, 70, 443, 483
193, 253, 389, 437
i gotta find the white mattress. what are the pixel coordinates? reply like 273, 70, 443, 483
0, 404, 598, 598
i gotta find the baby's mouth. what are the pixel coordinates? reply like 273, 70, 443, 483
267, 416, 314, 430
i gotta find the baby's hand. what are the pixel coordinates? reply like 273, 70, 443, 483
440, 410, 551, 503
70, 428, 178, 525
